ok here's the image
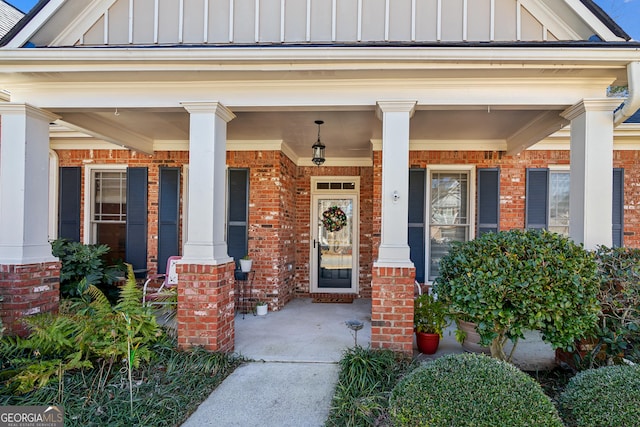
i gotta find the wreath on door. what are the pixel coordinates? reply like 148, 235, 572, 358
322, 206, 347, 232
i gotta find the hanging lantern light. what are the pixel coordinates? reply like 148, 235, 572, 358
312, 120, 326, 166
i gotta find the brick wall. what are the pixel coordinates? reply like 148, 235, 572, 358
0, 262, 60, 336
176, 261, 235, 352
54, 146, 640, 311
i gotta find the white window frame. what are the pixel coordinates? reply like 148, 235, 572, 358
425, 165, 476, 282
548, 165, 570, 236
83, 164, 127, 244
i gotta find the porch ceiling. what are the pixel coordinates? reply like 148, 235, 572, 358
51, 107, 562, 161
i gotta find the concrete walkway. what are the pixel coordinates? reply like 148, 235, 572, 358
181, 298, 372, 427
181, 298, 556, 426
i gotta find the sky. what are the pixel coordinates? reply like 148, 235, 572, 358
5, 0, 640, 41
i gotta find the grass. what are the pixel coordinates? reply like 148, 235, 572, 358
325, 346, 414, 427
1, 336, 242, 427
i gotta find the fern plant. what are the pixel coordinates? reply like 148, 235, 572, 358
0, 264, 161, 396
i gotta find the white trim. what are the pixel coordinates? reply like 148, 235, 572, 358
462, 0, 468, 41
154, 0, 159, 44
490, 0, 495, 41
516, 0, 522, 41
2, 47, 638, 68
371, 139, 508, 152
178, 0, 184, 44
357, 0, 362, 41
103, 8, 109, 45
563, 0, 627, 41
306, 0, 311, 42
203, 0, 209, 43
425, 165, 476, 281
255, 0, 260, 43
82, 164, 127, 245
128, 0, 134, 44
410, 0, 416, 41
280, 0, 285, 42
436, 0, 442, 41
384, 0, 390, 41
310, 176, 360, 294
331, 0, 336, 42
229, 0, 234, 42
182, 164, 189, 254
48, 150, 59, 241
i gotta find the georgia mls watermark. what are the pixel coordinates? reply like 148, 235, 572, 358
0, 406, 64, 427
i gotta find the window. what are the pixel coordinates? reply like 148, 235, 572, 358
91, 170, 127, 263
428, 169, 473, 280
526, 168, 624, 247
548, 171, 570, 236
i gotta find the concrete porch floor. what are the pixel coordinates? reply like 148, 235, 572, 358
233, 297, 556, 370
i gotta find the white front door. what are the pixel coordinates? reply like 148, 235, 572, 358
310, 178, 359, 293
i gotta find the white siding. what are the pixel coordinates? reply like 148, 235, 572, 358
76, 0, 568, 46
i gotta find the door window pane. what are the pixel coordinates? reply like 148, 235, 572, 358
317, 198, 353, 289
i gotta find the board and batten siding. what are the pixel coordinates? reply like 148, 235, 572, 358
78, 0, 561, 46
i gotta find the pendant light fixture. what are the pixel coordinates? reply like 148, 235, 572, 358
312, 120, 326, 166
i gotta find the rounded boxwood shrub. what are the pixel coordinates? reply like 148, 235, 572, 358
433, 229, 601, 361
558, 365, 640, 427
389, 353, 563, 427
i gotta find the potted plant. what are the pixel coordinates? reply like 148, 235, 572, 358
255, 300, 268, 316
433, 229, 601, 362
414, 293, 449, 354
239, 254, 252, 272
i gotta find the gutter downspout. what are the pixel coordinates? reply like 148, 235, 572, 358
614, 61, 640, 126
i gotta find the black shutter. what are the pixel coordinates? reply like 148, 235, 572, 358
526, 168, 549, 230
227, 169, 249, 267
126, 167, 148, 276
158, 168, 180, 274
408, 169, 426, 284
612, 168, 624, 247
58, 167, 82, 242
477, 168, 500, 236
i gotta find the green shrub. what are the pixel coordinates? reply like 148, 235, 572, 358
558, 365, 640, 427
586, 246, 640, 367
326, 346, 413, 427
51, 238, 125, 302
434, 229, 600, 361
389, 353, 563, 427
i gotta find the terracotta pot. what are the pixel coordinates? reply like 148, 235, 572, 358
416, 331, 440, 354
457, 319, 491, 354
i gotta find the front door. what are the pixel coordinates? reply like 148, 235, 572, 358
310, 178, 359, 293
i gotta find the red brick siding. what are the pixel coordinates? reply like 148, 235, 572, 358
370, 266, 415, 354
0, 262, 60, 336
176, 261, 235, 352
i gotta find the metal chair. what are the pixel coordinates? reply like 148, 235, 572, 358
142, 256, 181, 307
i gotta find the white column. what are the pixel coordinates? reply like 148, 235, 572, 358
181, 102, 235, 265
561, 98, 621, 250
375, 100, 416, 266
0, 104, 59, 264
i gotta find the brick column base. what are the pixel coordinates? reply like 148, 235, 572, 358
0, 262, 61, 337
177, 261, 235, 352
371, 266, 415, 355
